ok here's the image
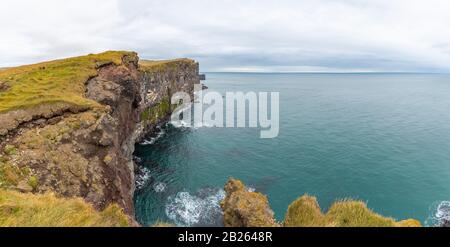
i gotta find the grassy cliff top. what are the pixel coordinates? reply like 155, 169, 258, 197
0, 51, 136, 114
0, 53, 196, 115
0, 189, 131, 227
139, 58, 197, 73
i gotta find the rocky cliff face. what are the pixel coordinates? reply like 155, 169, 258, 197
0, 52, 200, 217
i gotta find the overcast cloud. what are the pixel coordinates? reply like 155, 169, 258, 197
1, 0, 450, 72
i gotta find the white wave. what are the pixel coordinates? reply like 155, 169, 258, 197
139, 139, 154, 145
153, 182, 167, 193
247, 186, 256, 193
165, 188, 226, 226
135, 166, 151, 190
139, 126, 166, 145
436, 201, 450, 225
426, 201, 450, 227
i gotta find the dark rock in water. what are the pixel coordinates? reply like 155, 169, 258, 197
251, 175, 281, 193
133, 155, 142, 164
441, 219, 450, 227
199, 74, 206, 80
201, 84, 208, 90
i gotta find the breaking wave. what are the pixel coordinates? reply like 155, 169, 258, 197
153, 182, 167, 193
426, 201, 450, 227
165, 187, 226, 227
139, 126, 166, 145
135, 166, 151, 190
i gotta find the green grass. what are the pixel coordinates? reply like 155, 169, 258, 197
139, 58, 197, 73
0, 162, 32, 188
284, 195, 421, 227
284, 195, 326, 227
325, 200, 396, 227
0, 51, 135, 114
0, 189, 131, 227
140, 99, 171, 125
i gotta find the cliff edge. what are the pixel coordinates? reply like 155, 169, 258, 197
0, 51, 200, 225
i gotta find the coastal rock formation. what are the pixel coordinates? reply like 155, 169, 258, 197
221, 178, 421, 227
221, 178, 280, 227
0, 51, 200, 219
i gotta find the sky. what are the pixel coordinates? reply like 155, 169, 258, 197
1, 0, 450, 72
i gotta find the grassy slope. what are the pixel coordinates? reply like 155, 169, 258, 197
0, 189, 131, 227
0, 51, 134, 113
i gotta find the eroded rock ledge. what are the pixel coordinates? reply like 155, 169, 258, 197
0, 51, 200, 219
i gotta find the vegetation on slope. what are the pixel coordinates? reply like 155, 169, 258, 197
284, 195, 421, 227
221, 179, 280, 227
140, 99, 171, 125
0, 189, 131, 227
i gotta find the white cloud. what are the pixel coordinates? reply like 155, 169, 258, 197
1, 0, 450, 72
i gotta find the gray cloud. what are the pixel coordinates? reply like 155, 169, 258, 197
1, 0, 450, 72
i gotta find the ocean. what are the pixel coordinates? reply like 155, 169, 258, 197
134, 72, 450, 226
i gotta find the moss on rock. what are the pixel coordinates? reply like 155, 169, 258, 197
221, 178, 279, 227
140, 99, 171, 125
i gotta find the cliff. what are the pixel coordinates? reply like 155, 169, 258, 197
0, 51, 200, 224
221, 178, 421, 227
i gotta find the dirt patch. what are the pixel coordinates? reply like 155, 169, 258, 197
0, 81, 9, 92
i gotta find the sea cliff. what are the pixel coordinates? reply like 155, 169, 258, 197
0, 51, 200, 225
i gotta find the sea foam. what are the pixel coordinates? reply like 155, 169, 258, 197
165, 188, 226, 226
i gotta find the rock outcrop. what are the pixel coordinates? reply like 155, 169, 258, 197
0, 51, 200, 218
221, 178, 422, 227
221, 178, 280, 227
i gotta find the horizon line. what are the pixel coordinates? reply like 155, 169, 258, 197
201, 71, 450, 74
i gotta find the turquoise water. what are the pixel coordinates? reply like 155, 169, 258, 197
134, 73, 450, 226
